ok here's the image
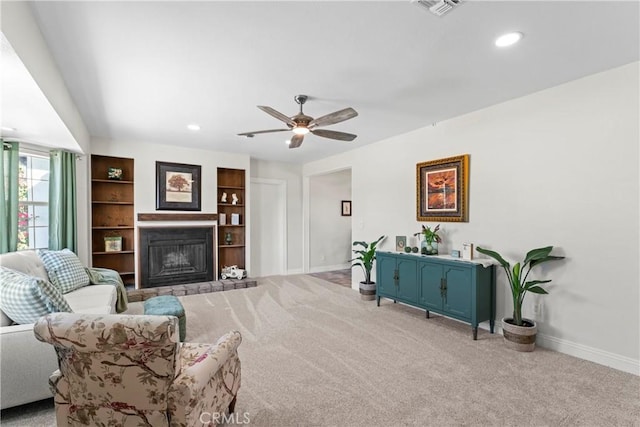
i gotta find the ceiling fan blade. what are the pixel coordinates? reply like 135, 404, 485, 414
289, 134, 304, 149
257, 106, 296, 126
237, 129, 290, 137
311, 129, 357, 141
308, 107, 358, 128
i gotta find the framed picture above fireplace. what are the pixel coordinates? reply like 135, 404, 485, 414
156, 161, 202, 211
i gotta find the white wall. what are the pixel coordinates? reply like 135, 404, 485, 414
2, 1, 92, 264
91, 138, 251, 284
250, 159, 303, 274
303, 62, 640, 373
308, 169, 352, 272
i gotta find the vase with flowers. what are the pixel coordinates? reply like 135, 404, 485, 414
414, 224, 442, 255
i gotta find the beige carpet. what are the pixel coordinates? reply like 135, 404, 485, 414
2, 274, 639, 426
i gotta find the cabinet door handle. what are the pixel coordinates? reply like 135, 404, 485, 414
442, 278, 448, 303
394, 269, 399, 286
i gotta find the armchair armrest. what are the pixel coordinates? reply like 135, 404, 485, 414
170, 331, 242, 406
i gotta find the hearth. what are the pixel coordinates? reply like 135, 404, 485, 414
139, 227, 214, 288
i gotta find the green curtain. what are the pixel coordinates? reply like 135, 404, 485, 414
49, 150, 77, 252
0, 140, 20, 253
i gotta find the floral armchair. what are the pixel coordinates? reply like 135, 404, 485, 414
33, 313, 242, 426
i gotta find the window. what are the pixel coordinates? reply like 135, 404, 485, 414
17, 152, 49, 250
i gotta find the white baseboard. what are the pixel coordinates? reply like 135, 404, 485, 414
479, 321, 639, 376
308, 263, 351, 274
286, 268, 303, 275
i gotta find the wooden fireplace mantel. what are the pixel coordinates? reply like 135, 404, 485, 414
137, 213, 218, 221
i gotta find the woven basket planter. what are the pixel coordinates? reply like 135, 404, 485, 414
359, 282, 376, 301
502, 318, 537, 352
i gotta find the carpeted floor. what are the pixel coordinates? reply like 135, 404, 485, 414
2, 274, 639, 426
308, 269, 351, 287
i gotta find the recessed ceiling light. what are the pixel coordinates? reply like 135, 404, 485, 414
285, 139, 291, 145
495, 32, 523, 48
187, 124, 200, 131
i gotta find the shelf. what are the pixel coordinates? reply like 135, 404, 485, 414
219, 244, 245, 248
217, 203, 245, 207
218, 185, 244, 190
92, 201, 134, 205
219, 224, 245, 228
92, 179, 134, 184
92, 154, 136, 287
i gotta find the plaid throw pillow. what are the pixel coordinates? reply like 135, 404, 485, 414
0, 267, 73, 324
38, 249, 90, 294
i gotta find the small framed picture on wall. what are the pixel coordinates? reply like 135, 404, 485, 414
341, 200, 352, 216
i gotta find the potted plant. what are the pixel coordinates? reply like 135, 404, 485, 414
351, 235, 386, 301
476, 245, 565, 351
414, 224, 442, 255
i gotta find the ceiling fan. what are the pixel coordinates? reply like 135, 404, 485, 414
238, 95, 358, 149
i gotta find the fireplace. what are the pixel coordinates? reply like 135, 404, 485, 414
139, 227, 214, 288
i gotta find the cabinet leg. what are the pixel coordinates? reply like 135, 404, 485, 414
377, 296, 380, 307
393, 299, 397, 304
426, 310, 430, 319
473, 327, 478, 340
490, 319, 495, 334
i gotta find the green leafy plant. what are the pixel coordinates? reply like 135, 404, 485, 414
476, 246, 565, 327
351, 235, 386, 284
414, 224, 442, 244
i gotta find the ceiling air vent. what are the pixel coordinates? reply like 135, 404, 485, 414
412, 0, 462, 17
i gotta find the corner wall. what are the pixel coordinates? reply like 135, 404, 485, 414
303, 62, 640, 373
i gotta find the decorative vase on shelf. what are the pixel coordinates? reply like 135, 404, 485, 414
421, 239, 438, 255
225, 232, 233, 245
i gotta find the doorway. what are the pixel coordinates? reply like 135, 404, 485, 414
250, 178, 287, 277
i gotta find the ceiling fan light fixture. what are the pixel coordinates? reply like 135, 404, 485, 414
495, 32, 523, 47
292, 126, 309, 135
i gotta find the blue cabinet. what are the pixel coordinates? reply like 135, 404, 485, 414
377, 253, 418, 304
376, 251, 495, 340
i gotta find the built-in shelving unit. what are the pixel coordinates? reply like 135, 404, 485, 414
91, 155, 135, 286
217, 167, 245, 278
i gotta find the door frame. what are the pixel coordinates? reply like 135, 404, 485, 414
250, 177, 287, 276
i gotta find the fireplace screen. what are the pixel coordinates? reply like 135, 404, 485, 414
140, 227, 214, 287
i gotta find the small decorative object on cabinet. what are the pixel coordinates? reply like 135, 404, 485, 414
351, 236, 386, 301
376, 251, 496, 340
462, 243, 474, 260
414, 224, 441, 255
91, 155, 135, 286
476, 245, 565, 351
395, 236, 407, 252
217, 168, 246, 278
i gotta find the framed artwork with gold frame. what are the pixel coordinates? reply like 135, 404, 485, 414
416, 154, 469, 222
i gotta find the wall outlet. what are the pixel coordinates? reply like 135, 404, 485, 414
534, 303, 542, 315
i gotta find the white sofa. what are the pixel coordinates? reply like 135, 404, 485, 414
0, 250, 119, 409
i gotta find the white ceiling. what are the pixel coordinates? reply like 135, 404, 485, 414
8, 1, 640, 163
1, 34, 81, 152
